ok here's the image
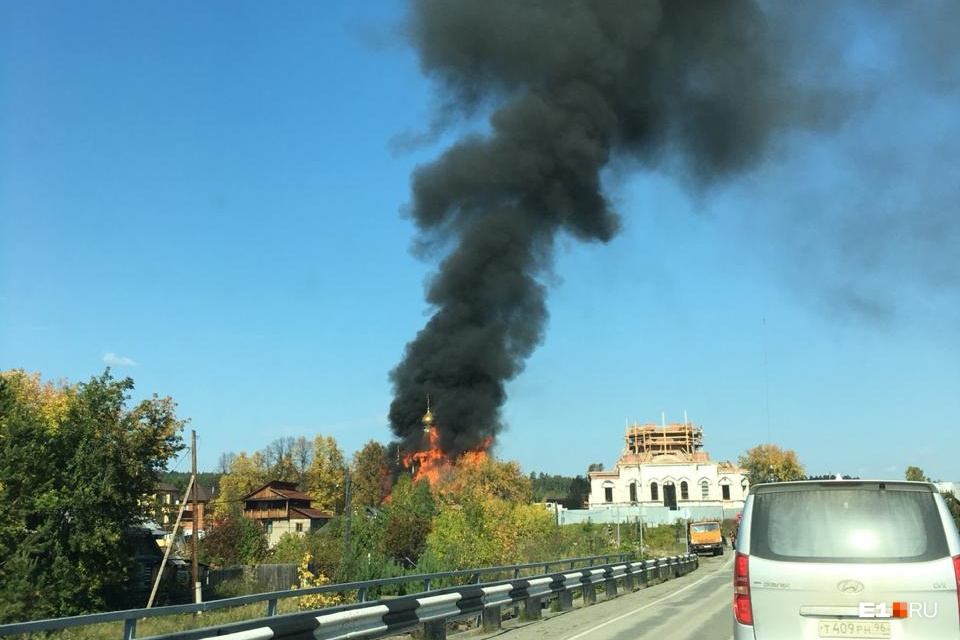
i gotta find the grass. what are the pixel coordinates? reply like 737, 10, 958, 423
9, 598, 315, 640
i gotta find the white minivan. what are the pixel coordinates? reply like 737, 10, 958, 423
733, 480, 960, 639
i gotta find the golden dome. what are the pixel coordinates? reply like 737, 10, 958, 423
422, 395, 434, 430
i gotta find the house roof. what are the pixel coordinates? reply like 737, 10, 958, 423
155, 482, 214, 502
189, 484, 214, 502
242, 480, 315, 503
290, 506, 333, 520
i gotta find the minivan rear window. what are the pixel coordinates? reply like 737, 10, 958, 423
749, 488, 949, 563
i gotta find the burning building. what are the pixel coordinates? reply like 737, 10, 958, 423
400, 397, 492, 487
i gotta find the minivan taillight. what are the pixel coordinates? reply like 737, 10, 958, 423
734, 551, 752, 625
953, 555, 960, 625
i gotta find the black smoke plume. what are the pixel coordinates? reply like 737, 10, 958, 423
388, 0, 828, 456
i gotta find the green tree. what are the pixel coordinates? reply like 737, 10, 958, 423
738, 443, 805, 485
424, 495, 555, 570
351, 440, 388, 508
942, 492, 960, 533
198, 515, 267, 567
419, 459, 554, 570
905, 466, 930, 482
380, 476, 436, 566
567, 475, 591, 508
269, 532, 307, 564
337, 507, 405, 583
530, 472, 591, 509
0, 369, 185, 621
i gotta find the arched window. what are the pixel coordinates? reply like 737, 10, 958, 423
650, 482, 659, 502
680, 481, 689, 501
629, 482, 637, 503
700, 479, 710, 500
602, 481, 615, 503
720, 481, 731, 500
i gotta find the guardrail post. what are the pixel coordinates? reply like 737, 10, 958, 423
604, 575, 617, 599
557, 590, 573, 611
123, 618, 137, 640
520, 596, 542, 621
623, 569, 635, 591
422, 619, 446, 640
581, 583, 596, 605
482, 605, 502, 632
267, 598, 278, 617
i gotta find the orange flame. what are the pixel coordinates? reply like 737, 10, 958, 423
402, 425, 492, 486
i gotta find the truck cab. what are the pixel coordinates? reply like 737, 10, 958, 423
688, 520, 724, 556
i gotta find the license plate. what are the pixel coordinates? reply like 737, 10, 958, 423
818, 620, 891, 638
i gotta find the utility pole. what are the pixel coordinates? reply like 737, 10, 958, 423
616, 505, 621, 548
639, 515, 644, 557
191, 429, 200, 604
147, 476, 194, 608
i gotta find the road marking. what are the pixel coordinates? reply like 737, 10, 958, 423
563, 557, 733, 640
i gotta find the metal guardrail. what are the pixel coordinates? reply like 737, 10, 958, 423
140, 554, 699, 640
0, 553, 638, 640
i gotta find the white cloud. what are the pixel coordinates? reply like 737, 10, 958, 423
103, 352, 137, 367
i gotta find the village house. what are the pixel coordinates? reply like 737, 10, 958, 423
241, 480, 332, 547
153, 482, 213, 536
181, 484, 213, 537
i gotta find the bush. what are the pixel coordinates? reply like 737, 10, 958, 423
210, 575, 254, 599
295, 553, 346, 610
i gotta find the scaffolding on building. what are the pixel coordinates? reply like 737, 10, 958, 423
621, 421, 705, 463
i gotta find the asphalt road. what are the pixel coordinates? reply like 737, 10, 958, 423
473, 553, 735, 640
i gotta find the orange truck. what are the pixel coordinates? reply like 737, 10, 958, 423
688, 520, 724, 556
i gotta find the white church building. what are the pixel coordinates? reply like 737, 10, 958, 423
563, 419, 749, 525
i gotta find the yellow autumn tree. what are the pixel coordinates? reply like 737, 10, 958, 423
306, 435, 346, 514
294, 552, 345, 610
432, 457, 533, 505
738, 443, 806, 484
0, 369, 71, 431
211, 451, 270, 519
423, 458, 553, 569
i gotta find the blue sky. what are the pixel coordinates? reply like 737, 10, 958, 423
2, 2, 958, 481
